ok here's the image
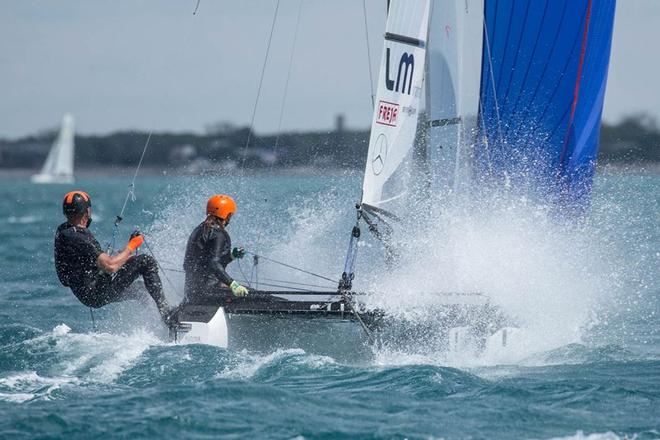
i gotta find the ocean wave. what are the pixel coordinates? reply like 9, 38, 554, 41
369, 326, 657, 371
521, 343, 644, 366
0, 371, 80, 403
0, 323, 42, 348
0, 323, 164, 401
216, 348, 337, 381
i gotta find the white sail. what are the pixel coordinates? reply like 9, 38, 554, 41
32, 114, 75, 184
361, 0, 431, 215
425, 0, 483, 195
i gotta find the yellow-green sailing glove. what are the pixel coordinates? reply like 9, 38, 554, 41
229, 280, 249, 297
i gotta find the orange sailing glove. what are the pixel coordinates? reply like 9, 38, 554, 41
127, 232, 144, 251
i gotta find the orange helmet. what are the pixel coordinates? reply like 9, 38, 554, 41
62, 191, 91, 216
206, 194, 236, 221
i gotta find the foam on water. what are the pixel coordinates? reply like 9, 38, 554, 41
0, 323, 166, 403
0, 370, 81, 403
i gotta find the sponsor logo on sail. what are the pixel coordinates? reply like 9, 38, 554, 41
401, 105, 417, 116
385, 47, 415, 95
371, 133, 388, 175
376, 101, 399, 126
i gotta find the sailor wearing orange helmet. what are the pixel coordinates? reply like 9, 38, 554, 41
54, 191, 174, 323
183, 194, 249, 301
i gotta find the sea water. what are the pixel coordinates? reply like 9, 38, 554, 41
0, 170, 658, 439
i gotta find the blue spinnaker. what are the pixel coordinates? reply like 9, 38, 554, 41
475, 0, 616, 211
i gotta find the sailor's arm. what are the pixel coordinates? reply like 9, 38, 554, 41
210, 233, 249, 297
211, 263, 234, 286
97, 233, 144, 274
97, 248, 132, 273
209, 235, 234, 286
210, 252, 250, 297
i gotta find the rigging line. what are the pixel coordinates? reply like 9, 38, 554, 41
141, 237, 177, 292
344, 297, 375, 344
362, 0, 376, 108
89, 308, 96, 331
158, 265, 334, 290
271, 0, 304, 174
239, 0, 281, 180
245, 251, 336, 283
254, 254, 261, 289
251, 0, 303, 278
256, 276, 335, 289
233, 279, 333, 292
236, 259, 252, 288
156, 266, 332, 292
481, 18, 506, 153
249, 262, 256, 287
161, 266, 185, 273
192, 0, 201, 15
106, 132, 152, 253
156, 264, 332, 289
119, 132, 152, 221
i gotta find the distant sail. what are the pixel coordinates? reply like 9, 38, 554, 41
31, 114, 75, 184
361, 0, 430, 217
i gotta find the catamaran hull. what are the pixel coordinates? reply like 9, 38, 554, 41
171, 305, 229, 347
170, 290, 513, 359
171, 304, 372, 361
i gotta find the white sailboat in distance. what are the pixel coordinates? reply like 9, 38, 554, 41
31, 114, 75, 184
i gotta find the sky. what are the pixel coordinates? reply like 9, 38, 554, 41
0, 0, 658, 139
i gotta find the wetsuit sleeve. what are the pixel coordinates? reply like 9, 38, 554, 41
209, 232, 234, 286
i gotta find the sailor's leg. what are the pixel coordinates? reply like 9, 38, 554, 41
110, 255, 171, 317
76, 274, 113, 308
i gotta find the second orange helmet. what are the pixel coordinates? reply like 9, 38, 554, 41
206, 194, 237, 221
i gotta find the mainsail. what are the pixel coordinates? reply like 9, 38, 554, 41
32, 114, 75, 184
361, 0, 431, 217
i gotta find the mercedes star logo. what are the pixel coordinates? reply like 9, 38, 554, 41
371, 133, 388, 175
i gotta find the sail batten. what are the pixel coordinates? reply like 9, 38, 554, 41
384, 32, 426, 48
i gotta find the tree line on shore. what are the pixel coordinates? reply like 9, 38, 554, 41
1, 114, 658, 170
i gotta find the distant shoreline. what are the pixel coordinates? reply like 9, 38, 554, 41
2, 162, 658, 179
0, 166, 361, 178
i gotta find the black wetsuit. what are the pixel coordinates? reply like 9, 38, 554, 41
54, 222, 168, 312
183, 222, 234, 302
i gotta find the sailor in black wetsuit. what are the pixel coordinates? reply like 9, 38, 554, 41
54, 191, 173, 323
183, 194, 248, 302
